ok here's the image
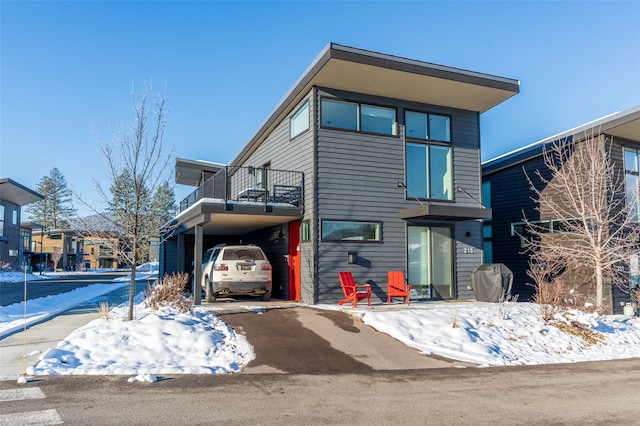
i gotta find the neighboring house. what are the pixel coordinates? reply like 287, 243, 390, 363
0, 178, 43, 270
160, 43, 520, 304
82, 237, 120, 270
482, 106, 640, 312
31, 228, 84, 271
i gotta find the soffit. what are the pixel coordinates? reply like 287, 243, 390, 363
312, 59, 518, 114
606, 115, 640, 142
175, 158, 225, 187
400, 204, 492, 221
0, 179, 43, 206
176, 200, 303, 236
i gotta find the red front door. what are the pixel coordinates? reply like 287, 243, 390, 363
289, 221, 301, 301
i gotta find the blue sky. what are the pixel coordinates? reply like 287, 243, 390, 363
2, 1, 639, 215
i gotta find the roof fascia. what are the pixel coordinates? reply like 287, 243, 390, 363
482, 105, 640, 176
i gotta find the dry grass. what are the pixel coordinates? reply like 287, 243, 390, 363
144, 272, 193, 313
551, 322, 606, 346
97, 300, 110, 320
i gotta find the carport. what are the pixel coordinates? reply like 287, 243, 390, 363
161, 161, 304, 304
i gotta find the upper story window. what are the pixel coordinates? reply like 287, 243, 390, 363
405, 111, 451, 142
624, 147, 640, 221
0, 205, 4, 237
290, 102, 310, 139
406, 143, 453, 200
404, 110, 453, 201
20, 228, 30, 250
321, 98, 397, 136
12, 209, 18, 225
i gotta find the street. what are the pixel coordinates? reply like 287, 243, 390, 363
2, 359, 639, 425
2, 273, 640, 424
0, 272, 131, 306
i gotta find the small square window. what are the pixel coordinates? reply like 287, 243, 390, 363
301, 221, 310, 242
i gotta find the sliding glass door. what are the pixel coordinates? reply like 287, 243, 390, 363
407, 226, 454, 299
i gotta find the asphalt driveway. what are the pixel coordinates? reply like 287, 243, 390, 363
216, 304, 474, 374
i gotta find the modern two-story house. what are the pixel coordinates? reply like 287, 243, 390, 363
482, 106, 640, 312
0, 178, 43, 270
160, 43, 520, 305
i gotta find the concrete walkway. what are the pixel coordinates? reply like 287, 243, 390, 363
0, 310, 101, 378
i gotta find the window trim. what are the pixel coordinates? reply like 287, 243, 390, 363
320, 219, 382, 242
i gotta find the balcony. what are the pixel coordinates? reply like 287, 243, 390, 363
179, 166, 304, 212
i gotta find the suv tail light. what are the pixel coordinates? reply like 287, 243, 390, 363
214, 264, 229, 271
261, 263, 272, 271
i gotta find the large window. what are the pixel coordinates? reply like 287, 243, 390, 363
405, 111, 451, 142
406, 142, 452, 200
0, 205, 4, 237
404, 110, 452, 201
625, 147, 640, 221
290, 102, 310, 139
321, 220, 381, 242
321, 98, 397, 136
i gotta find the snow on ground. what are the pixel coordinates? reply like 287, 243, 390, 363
353, 302, 640, 366
0, 271, 51, 284
2, 271, 640, 378
28, 303, 254, 376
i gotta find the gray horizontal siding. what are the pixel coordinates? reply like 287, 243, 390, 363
315, 90, 484, 303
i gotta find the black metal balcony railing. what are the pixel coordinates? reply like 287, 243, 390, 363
179, 166, 304, 212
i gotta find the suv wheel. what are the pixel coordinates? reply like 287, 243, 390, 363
260, 291, 271, 302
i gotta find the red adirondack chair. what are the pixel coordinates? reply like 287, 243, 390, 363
387, 271, 412, 305
338, 271, 372, 307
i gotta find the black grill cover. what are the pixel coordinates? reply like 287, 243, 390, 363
470, 263, 513, 302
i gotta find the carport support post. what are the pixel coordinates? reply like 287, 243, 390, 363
193, 224, 203, 305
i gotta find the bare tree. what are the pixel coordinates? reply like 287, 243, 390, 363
81, 82, 175, 320
523, 131, 640, 311
49, 247, 62, 272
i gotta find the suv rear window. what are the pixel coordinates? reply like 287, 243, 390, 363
222, 248, 265, 261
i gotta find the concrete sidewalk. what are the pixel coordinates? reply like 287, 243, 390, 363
0, 309, 101, 378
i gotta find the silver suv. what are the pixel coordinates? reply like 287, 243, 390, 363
201, 244, 272, 302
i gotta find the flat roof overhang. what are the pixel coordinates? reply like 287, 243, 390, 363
0, 178, 43, 206
175, 158, 225, 187
234, 43, 519, 166
400, 204, 492, 221
175, 199, 303, 235
483, 105, 640, 175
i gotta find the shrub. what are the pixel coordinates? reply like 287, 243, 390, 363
144, 273, 193, 313
97, 300, 110, 320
